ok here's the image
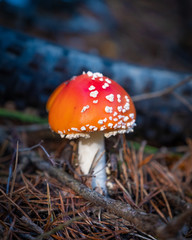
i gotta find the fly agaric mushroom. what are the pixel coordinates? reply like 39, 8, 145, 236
46, 71, 136, 194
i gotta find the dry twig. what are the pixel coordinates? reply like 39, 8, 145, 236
27, 151, 163, 236
132, 76, 192, 106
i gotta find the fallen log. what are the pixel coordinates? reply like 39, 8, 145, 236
0, 26, 191, 145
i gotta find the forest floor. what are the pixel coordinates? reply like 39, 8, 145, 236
0, 120, 192, 239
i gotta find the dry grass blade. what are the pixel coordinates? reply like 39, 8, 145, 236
137, 154, 154, 168
114, 178, 137, 208
160, 190, 173, 220
0, 188, 29, 219
138, 189, 161, 208
150, 161, 182, 193
20, 193, 42, 220
143, 189, 167, 223
137, 141, 147, 204
46, 181, 53, 221
171, 152, 191, 172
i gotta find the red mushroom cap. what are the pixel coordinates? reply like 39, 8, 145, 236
47, 71, 136, 139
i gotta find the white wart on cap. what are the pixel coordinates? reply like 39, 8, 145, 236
47, 71, 136, 139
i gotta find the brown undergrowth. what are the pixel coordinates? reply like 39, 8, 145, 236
0, 128, 192, 239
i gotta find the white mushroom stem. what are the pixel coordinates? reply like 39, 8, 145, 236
78, 132, 107, 194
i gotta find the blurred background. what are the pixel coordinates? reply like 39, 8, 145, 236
0, 0, 192, 70
0, 0, 192, 146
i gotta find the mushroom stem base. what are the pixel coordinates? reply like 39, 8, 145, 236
78, 132, 107, 194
